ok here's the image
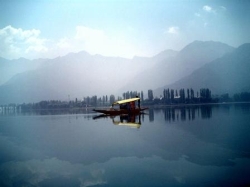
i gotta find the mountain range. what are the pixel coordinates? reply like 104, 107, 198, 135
122, 40, 235, 92
0, 48, 175, 104
156, 43, 250, 96
0, 40, 249, 104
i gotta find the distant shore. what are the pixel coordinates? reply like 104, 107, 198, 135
1, 102, 250, 116
147, 101, 250, 108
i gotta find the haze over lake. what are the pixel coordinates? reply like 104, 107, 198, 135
1, 104, 250, 186
1, 0, 250, 104
1, 1, 250, 186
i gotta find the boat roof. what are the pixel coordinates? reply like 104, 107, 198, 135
113, 97, 140, 105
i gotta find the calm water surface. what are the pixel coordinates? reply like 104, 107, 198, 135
0, 104, 250, 187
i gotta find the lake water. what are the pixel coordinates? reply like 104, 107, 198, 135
1, 104, 250, 187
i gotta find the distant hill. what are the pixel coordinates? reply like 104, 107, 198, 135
0, 57, 42, 85
0, 50, 176, 104
0, 40, 244, 104
155, 43, 250, 96
121, 41, 235, 92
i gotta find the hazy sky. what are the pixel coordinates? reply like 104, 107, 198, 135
0, 0, 249, 59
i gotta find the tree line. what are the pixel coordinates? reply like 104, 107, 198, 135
1, 89, 250, 111
143, 88, 212, 105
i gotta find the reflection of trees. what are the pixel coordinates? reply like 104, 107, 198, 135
164, 107, 190, 122
192, 107, 195, 120
171, 108, 175, 121
200, 105, 212, 119
163, 105, 213, 122
164, 108, 171, 122
180, 107, 186, 121
234, 103, 250, 113
149, 108, 154, 122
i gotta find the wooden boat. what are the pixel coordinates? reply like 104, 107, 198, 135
93, 108, 147, 115
93, 97, 148, 115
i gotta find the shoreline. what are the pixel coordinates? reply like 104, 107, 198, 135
145, 101, 250, 108
15, 101, 250, 111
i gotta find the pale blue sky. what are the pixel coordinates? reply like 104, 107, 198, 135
0, 0, 249, 59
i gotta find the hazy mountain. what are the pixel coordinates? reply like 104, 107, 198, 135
0, 50, 176, 104
0, 57, 49, 85
0, 41, 242, 104
155, 43, 250, 96
121, 41, 235, 92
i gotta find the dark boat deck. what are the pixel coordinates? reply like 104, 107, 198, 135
93, 107, 148, 115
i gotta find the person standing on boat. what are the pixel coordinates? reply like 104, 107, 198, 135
136, 96, 141, 109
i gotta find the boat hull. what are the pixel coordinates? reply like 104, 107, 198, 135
93, 108, 148, 115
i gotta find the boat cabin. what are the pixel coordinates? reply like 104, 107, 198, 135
93, 97, 146, 115
112, 97, 140, 110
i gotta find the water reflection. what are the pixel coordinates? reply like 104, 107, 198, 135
1, 104, 250, 186
152, 105, 213, 122
0, 108, 94, 116
93, 114, 143, 129
149, 109, 154, 122
1, 104, 243, 123
234, 102, 250, 113
91, 104, 245, 124
146, 105, 212, 123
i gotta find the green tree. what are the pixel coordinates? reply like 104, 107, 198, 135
141, 91, 144, 101
148, 89, 153, 101
91, 96, 97, 106
170, 89, 174, 103
110, 95, 115, 104
102, 96, 105, 105
123, 93, 126, 99
191, 88, 194, 100
126, 91, 130, 99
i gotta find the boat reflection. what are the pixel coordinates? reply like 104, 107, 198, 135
93, 114, 143, 129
